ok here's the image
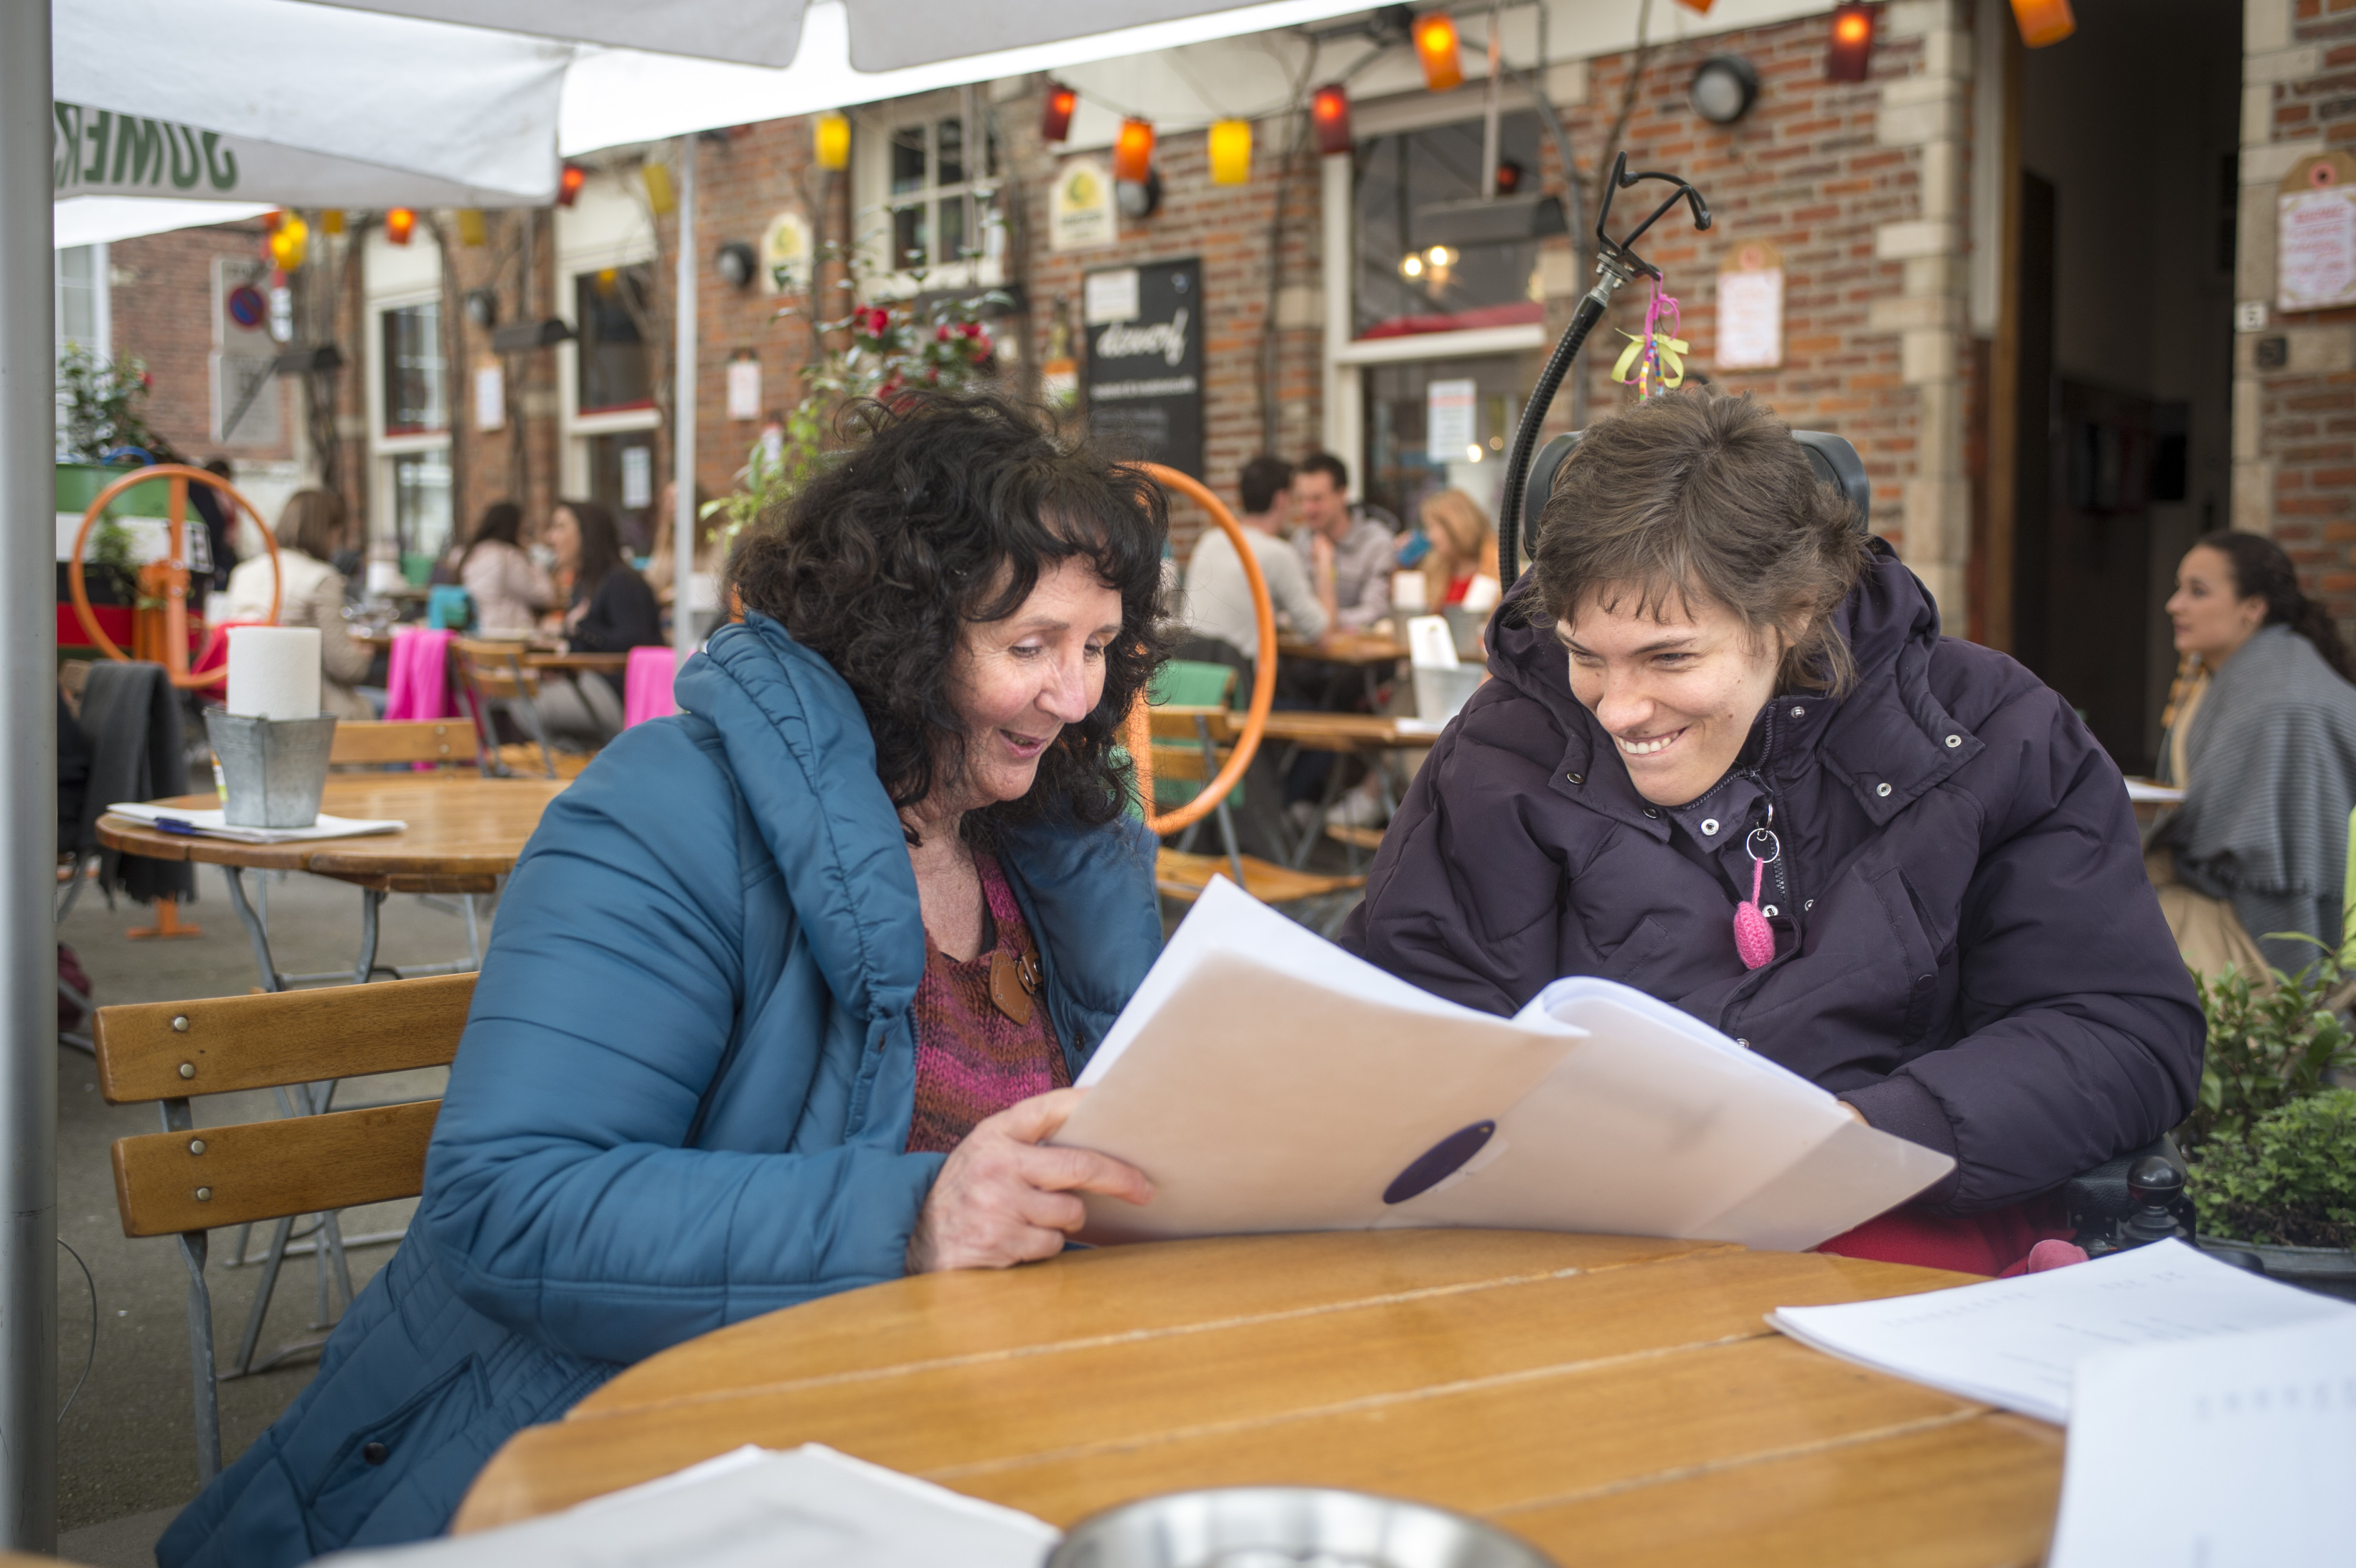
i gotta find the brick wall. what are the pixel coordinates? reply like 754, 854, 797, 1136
107, 223, 297, 465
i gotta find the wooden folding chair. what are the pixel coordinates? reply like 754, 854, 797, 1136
95, 975, 472, 1483
451, 639, 558, 779
328, 718, 479, 770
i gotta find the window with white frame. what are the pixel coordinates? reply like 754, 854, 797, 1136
55, 244, 107, 352
858, 92, 1004, 288
380, 302, 448, 436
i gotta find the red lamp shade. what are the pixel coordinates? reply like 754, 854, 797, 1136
385, 207, 416, 246
2010, 0, 2075, 47
557, 164, 585, 207
1415, 12, 1463, 92
1311, 83, 1353, 156
1114, 118, 1155, 184
1826, 3, 1877, 82
1042, 82, 1077, 143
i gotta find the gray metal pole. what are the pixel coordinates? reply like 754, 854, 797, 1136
672, 135, 698, 667
0, 0, 61, 1551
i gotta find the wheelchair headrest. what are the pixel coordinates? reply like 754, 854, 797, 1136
1521, 427, 1871, 544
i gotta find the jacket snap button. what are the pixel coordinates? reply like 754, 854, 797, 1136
1735, 1038, 1751, 1049
1945, 735, 1962, 749
1566, 771, 1584, 785
1700, 818, 1719, 835
1790, 707, 1805, 719
1642, 806, 1662, 819
363, 1441, 389, 1465
1762, 905, 1778, 918
1875, 782, 1892, 798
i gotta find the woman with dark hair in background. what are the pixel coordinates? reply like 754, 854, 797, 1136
535, 498, 662, 744
2150, 530, 2356, 978
453, 499, 555, 634
223, 488, 375, 718
160, 391, 1170, 1564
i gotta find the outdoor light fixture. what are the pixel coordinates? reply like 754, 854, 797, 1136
557, 164, 585, 207
385, 207, 415, 245
1041, 81, 1077, 142
456, 209, 487, 246
1116, 168, 1163, 220
1415, 11, 1463, 92
642, 161, 676, 217
268, 214, 309, 271
1312, 84, 1353, 156
1689, 55, 1759, 124
1114, 118, 1156, 184
2010, 0, 2075, 47
1209, 119, 1252, 185
320, 209, 345, 235
1826, 3, 1876, 82
1399, 252, 1424, 279
815, 111, 851, 171
715, 240, 759, 289
464, 287, 498, 329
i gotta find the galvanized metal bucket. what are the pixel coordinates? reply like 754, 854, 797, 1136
204, 712, 337, 828
1047, 1487, 1556, 1568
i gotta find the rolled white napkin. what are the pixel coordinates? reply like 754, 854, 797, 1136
227, 626, 322, 720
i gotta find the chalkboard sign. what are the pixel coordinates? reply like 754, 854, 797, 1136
1083, 257, 1204, 479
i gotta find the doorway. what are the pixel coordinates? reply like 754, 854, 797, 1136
1998, 0, 2241, 773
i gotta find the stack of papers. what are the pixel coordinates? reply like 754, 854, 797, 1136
104, 802, 404, 844
1769, 1239, 2352, 1423
1053, 878, 1953, 1251
319, 1444, 1058, 1567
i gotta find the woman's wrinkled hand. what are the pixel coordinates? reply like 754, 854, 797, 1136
906, 1089, 1153, 1273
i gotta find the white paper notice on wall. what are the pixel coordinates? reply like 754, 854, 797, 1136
1084, 267, 1140, 325
1427, 378, 1478, 458
473, 363, 504, 432
726, 357, 761, 422
1716, 243, 1785, 371
2279, 188, 2356, 311
620, 445, 653, 511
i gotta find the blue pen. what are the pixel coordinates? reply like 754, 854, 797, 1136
153, 817, 199, 836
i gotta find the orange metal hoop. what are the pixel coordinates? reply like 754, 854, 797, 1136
69, 464, 280, 690
1126, 462, 1277, 837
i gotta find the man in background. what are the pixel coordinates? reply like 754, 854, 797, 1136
1181, 454, 1329, 663
1288, 452, 1397, 634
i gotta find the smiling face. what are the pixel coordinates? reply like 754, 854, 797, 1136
1559, 585, 1791, 807
1292, 470, 1348, 540
2166, 544, 2265, 664
937, 555, 1125, 815
545, 507, 581, 572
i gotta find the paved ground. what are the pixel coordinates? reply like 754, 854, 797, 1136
55, 866, 480, 1561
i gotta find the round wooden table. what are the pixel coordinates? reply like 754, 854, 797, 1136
455, 1231, 2063, 1566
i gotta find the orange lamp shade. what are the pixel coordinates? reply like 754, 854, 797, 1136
1114, 118, 1155, 184
1673, 0, 1717, 11
385, 207, 416, 246
815, 112, 850, 171
1209, 119, 1252, 185
1042, 82, 1077, 143
267, 214, 309, 271
557, 164, 585, 207
2010, 0, 2075, 47
1415, 12, 1463, 92
1311, 83, 1354, 156
1826, 2, 1876, 81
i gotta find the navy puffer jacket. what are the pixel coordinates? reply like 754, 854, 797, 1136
1342, 544, 2202, 1212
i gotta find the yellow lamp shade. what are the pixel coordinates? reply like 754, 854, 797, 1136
2010, 0, 2075, 47
267, 214, 309, 271
1209, 119, 1252, 185
641, 161, 676, 217
1415, 12, 1462, 92
320, 209, 345, 236
815, 111, 851, 171
455, 209, 487, 246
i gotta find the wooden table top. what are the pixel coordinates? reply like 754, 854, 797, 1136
1278, 631, 1409, 666
96, 774, 568, 893
454, 1230, 2062, 1564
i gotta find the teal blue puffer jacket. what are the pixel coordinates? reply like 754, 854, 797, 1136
158, 614, 1163, 1565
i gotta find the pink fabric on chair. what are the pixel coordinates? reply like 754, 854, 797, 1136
624, 644, 679, 728
384, 628, 456, 721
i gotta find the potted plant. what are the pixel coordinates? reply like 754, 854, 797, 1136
2182, 950, 2356, 1298
55, 344, 165, 606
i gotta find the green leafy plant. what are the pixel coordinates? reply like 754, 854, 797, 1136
55, 343, 164, 462
85, 518, 140, 602
2188, 1088, 2356, 1249
2181, 944, 2356, 1150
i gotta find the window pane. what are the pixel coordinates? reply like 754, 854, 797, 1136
382, 303, 447, 434
1361, 354, 1524, 527
1354, 111, 1545, 340
892, 206, 926, 270
975, 188, 1004, 263
391, 448, 453, 560
587, 432, 660, 555
890, 125, 926, 195
575, 266, 654, 413
937, 117, 965, 186
937, 196, 967, 264
56, 246, 97, 348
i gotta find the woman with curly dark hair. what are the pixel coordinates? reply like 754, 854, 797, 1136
163, 392, 1172, 1567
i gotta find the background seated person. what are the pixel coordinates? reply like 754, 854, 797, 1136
160, 392, 1165, 1567
535, 499, 663, 746
453, 499, 555, 634
1344, 390, 2202, 1278
223, 488, 375, 719
1415, 488, 1501, 612
1179, 454, 1328, 669
2150, 530, 2356, 978
1289, 451, 1398, 634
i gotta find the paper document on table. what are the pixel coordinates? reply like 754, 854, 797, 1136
315, 1443, 1059, 1567
2048, 1314, 2356, 1568
1769, 1239, 2352, 1424
1057, 878, 1952, 1250
104, 803, 405, 843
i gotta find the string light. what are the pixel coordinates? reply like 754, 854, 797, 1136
1209, 119, 1252, 185
1826, 3, 1877, 82
2010, 0, 2075, 47
557, 165, 585, 207
1114, 118, 1156, 184
267, 214, 308, 270
1311, 84, 1353, 156
385, 207, 415, 246
1041, 82, 1077, 143
814, 112, 851, 171
1415, 12, 1463, 92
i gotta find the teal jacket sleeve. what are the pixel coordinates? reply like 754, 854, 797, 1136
416, 721, 944, 1367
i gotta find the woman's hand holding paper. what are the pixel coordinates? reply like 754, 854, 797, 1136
906, 1089, 1154, 1272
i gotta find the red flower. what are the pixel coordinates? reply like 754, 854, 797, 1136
936, 323, 952, 342
961, 321, 984, 339
858, 307, 891, 338
140, 371, 154, 388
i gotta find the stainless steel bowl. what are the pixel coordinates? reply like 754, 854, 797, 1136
1045, 1487, 1556, 1568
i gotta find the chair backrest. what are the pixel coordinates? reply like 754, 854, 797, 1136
329, 719, 481, 768
1147, 661, 1239, 801
94, 974, 474, 1239
452, 638, 538, 702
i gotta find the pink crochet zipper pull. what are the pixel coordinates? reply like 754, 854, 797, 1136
1734, 828, 1779, 970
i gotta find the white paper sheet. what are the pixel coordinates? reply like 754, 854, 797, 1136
2048, 1314, 2356, 1568
104, 803, 405, 845
1056, 879, 1952, 1250
2124, 778, 2185, 804
1770, 1239, 2353, 1424
316, 1444, 1059, 1567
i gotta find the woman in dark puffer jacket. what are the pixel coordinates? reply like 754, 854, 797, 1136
1342, 391, 2202, 1275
